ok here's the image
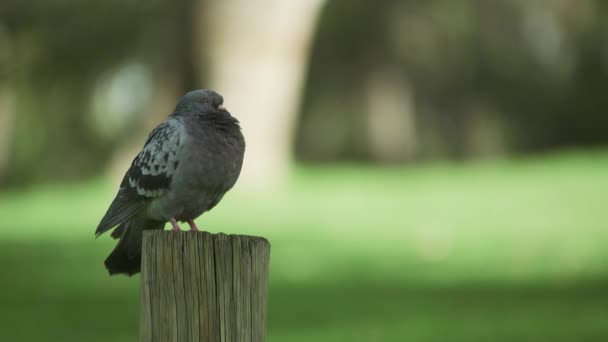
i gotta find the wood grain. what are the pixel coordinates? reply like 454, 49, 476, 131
139, 231, 270, 342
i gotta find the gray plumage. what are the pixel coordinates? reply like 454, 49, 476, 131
96, 89, 245, 275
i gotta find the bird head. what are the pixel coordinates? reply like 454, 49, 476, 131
173, 89, 229, 117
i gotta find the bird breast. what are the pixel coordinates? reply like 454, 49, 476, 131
146, 125, 244, 222
177, 128, 244, 190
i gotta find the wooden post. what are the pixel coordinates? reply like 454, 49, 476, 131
139, 231, 270, 342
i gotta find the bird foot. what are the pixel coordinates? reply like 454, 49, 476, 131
170, 218, 181, 231
187, 220, 200, 232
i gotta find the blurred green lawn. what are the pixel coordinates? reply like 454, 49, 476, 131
1, 150, 608, 341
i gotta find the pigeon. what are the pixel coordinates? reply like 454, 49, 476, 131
95, 89, 245, 276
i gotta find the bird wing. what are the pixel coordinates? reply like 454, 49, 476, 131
95, 118, 185, 237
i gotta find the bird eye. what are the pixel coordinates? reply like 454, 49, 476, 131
203, 100, 209, 104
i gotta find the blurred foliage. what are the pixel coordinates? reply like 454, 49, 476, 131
0, 0, 197, 185
297, 0, 608, 162
0, 150, 607, 340
0, 0, 606, 186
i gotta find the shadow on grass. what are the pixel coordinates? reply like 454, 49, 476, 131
1, 240, 607, 342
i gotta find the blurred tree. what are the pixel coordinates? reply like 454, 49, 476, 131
198, 0, 326, 188
0, 24, 14, 180
0, 0, 328, 188
0, 1, 192, 186
297, 0, 608, 163
1, 0, 607, 187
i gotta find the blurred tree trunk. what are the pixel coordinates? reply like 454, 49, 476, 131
0, 25, 13, 183
0, 83, 14, 183
196, 0, 326, 189
366, 67, 418, 162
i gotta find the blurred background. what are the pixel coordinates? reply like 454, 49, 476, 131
1, 0, 608, 340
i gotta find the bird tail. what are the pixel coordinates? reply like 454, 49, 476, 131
105, 218, 165, 276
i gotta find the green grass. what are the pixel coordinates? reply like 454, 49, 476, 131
1, 149, 608, 341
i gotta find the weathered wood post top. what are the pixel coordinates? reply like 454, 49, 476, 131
139, 231, 271, 342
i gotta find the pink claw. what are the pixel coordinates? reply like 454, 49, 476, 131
187, 220, 200, 232
170, 218, 181, 231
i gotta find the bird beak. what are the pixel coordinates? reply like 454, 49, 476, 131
218, 104, 227, 111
